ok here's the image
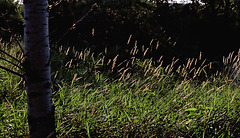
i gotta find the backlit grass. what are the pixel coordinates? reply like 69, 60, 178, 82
0, 42, 240, 137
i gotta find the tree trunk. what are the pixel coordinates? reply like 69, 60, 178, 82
23, 0, 55, 137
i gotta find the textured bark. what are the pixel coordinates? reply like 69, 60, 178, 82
23, 0, 55, 137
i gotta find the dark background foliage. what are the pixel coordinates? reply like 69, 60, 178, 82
1, 0, 240, 63
0, 0, 23, 41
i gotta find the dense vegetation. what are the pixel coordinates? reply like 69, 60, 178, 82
1, 0, 240, 61
1, 39, 240, 137
0, 0, 240, 137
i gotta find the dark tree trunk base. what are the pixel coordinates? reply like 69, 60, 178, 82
28, 105, 55, 138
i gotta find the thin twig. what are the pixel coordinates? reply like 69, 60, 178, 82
0, 57, 24, 70
48, 0, 63, 10
56, 3, 97, 44
0, 47, 21, 63
0, 65, 24, 78
13, 34, 24, 53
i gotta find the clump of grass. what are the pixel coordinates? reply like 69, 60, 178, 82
221, 50, 240, 82
0, 41, 27, 137
50, 44, 240, 137
0, 41, 24, 100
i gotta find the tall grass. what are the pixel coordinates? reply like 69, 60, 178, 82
0, 41, 27, 137
1, 41, 240, 137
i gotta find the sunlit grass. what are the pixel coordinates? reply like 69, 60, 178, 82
0, 41, 27, 137
1, 42, 240, 137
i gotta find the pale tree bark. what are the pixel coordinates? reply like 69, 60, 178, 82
23, 0, 55, 137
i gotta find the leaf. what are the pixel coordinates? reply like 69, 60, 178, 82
185, 108, 197, 112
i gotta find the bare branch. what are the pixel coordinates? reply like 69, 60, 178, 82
0, 57, 23, 70
0, 45, 21, 63
48, 0, 63, 10
13, 34, 24, 53
0, 65, 24, 78
56, 3, 97, 44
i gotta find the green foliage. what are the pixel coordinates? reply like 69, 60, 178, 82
2, 0, 240, 60
0, 42, 26, 137
0, 0, 23, 42
47, 0, 240, 62
0, 42, 23, 102
48, 0, 176, 61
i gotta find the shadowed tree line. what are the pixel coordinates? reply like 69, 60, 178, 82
0, 0, 23, 41
1, 0, 240, 63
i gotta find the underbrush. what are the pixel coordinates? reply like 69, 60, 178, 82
0, 43, 240, 137
0, 42, 27, 137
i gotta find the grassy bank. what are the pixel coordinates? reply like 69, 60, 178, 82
1, 43, 240, 137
